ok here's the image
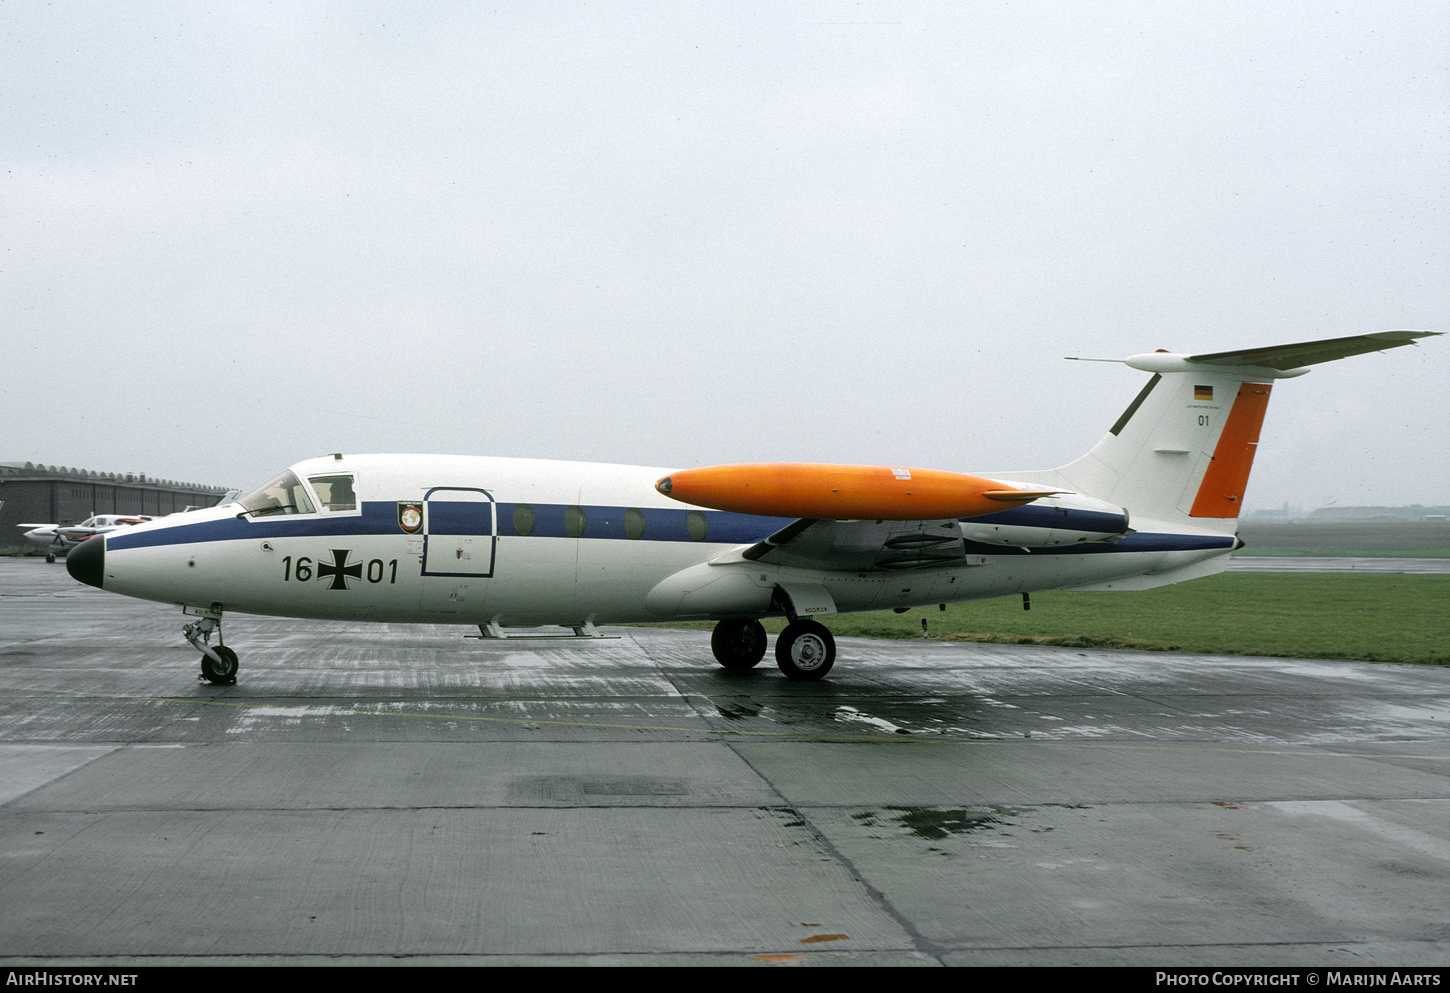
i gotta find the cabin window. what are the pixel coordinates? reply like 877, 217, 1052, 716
624, 508, 646, 539
513, 504, 536, 536
687, 510, 708, 542
308, 474, 356, 512
237, 470, 317, 517
564, 505, 587, 538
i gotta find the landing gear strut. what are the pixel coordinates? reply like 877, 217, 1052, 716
710, 619, 768, 670
775, 620, 835, 681
183, 612, 237, 685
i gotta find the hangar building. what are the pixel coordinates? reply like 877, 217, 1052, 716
2, 462, 231, 552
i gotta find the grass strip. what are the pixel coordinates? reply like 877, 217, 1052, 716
639, 573, 1449, 666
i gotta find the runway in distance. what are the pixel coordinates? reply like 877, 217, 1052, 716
67, 330, 1438, 684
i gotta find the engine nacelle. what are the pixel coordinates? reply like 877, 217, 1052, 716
958, 490, 1130, 548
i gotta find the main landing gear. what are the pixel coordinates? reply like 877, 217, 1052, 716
775, 619, 835, 681
183, 612, 238, 685
710, 619, 768, 670
709, 617, 836, 681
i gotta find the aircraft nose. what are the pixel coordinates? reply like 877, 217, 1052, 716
67, 535, 104, 589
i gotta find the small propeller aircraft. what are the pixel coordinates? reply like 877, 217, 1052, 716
20, 514, 152, 563
67, 330, 1437, 684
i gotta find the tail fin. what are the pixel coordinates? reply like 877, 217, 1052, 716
1015, 331, 1438, 533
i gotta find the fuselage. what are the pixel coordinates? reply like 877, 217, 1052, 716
78, 453, 1236, 628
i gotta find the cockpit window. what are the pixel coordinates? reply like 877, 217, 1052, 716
308, 474, 357, 512
238, 470, 317, 517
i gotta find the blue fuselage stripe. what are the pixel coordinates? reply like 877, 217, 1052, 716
105, 501, 1231, 555
967, 505, 1128, 533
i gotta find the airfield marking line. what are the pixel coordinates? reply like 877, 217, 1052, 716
2, 684, 1446, 758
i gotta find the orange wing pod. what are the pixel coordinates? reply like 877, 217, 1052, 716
654, 463, 1055, 520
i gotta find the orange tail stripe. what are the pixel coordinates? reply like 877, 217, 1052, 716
655, 463, 1043, 520
1190, 383, 1273, 518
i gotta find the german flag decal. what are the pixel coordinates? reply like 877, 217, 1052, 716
1194, 385, 1213, 401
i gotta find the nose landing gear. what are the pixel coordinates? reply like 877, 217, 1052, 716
182, 609, 237, 685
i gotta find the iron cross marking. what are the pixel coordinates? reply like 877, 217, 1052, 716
318, 549, 362, 590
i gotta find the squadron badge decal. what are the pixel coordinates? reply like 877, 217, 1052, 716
398, 501, 423, 534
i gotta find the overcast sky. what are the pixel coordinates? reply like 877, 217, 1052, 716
4, 1, 1446, 512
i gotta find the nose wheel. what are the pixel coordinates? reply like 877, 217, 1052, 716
183, 612, 238, 685
775, 620, 835, 681
201, 646, 239, 684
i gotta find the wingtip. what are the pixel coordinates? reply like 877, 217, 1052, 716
1368, 329, 1441, 342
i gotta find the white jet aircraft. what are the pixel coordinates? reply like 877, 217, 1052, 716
67, 330, 1437, 685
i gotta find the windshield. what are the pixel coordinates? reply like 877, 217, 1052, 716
238, 470, 317, 517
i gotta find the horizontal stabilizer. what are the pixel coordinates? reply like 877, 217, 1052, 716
1069, 330, 1439, 379
1187, 329, 1439, 370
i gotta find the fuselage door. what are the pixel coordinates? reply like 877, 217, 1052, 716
421, 487, 496, 614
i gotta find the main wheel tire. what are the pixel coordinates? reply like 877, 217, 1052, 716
201, 645, 239, 684
775, 620, 835, 681
711, 618, 768, 670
